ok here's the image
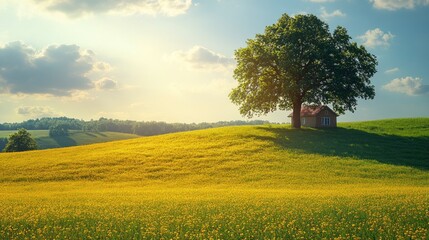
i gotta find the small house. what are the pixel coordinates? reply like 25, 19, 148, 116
288, 105, 338, 128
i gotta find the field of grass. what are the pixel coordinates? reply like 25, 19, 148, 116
0, 130, 139, 149
0, 118, 428, 239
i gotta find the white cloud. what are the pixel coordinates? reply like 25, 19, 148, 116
93, 62, 112, 72
16, 106, 59, 118
170, 45, 234, 71
358, 28, 394, 48
385, 67, 400, 74
320, 7, 346, 19
66, 90, 94, 101
0, 41, 114, 97
95, 78, 117, 90
383, 76, 429, 95
370, 0, 429, 10
28, 0, 193, 17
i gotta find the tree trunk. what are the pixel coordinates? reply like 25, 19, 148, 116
292, 101, 302, 129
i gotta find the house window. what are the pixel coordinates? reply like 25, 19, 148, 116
302, 117, 306, 125
321, 117, 330, 126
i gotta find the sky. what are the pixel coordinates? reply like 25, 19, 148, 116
0, 0, 428, 124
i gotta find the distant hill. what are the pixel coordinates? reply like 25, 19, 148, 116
0, 117, 270, 150
0, 117, 270, 136
0, 130, 139, 150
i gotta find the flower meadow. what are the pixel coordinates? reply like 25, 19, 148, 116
1, 185, 428, 239
1, 118, 428, 239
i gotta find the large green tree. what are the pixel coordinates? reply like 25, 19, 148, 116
229, 14, 377, 128
3, 128, 37, 152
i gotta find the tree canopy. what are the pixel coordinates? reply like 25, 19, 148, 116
0, 138, 7, 152
229, 14, 377, 128
3, 128, 37, 152
49, 124, 69, 137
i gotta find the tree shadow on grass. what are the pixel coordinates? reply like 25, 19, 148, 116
84, 132, 107, 137
96, 132, 107, 137
85, 132, 97, 137
52, 136, 77, 147
257, 127, 429, 170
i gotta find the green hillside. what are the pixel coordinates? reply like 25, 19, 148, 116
1, 118, 427, 184
0, 130, 139, 150
0, 118, 428, 239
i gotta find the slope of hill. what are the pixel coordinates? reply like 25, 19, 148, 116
0, 118, 427, 185
0, 130, 139, 150
0, 118, 428, 239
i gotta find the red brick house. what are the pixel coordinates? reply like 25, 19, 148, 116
288, 105, 338, 128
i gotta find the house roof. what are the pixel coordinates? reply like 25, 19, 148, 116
287, 105, 338, 117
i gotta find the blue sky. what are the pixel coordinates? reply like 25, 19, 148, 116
0, 0, 428, 123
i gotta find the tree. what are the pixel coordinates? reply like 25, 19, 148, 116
49, 124, 69, 137
0, 138, 7, 152
229, 14, 377, 128
3, 129, 38, 152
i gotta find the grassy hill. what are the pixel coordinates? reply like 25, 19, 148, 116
0, 130, 139, 149
0, 118, 428, 239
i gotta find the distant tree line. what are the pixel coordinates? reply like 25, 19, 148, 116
0, 117, 270, 136
0, 117, 82, 131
